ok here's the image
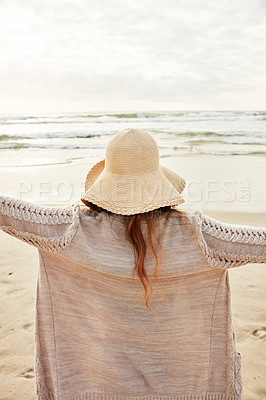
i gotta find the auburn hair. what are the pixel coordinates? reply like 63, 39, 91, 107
84, 201, 200, 320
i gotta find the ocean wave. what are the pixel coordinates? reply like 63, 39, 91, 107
1, 140, 265, 156
0, 142, 26, 149
1, 110, 266, 125
0, 111, 265, 158
1, 129, 265, 141
189, 149, 266, 156
185, 139, 225, 145
183, 137, 266, 146
0, 132, 106, 140
0, 142, 106, 150
167, 131, 245, 138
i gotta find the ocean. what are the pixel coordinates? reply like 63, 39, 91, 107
0, 111, 266, 168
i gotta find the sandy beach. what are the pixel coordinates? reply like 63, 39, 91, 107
0, 155, 266, 399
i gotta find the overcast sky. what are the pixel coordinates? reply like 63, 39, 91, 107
0, 0, 265, 113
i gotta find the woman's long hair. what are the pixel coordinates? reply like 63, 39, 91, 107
84, 201, 199, 320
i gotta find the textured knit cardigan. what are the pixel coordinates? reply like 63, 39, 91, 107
0, 195, 266, 400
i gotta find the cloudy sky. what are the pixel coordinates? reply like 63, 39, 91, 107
0, 0, 265, 113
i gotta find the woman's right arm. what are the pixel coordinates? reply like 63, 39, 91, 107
0, 195, 80, 253
194, 210, 266, 269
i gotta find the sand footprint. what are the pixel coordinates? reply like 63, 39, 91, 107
252, 327, 266, 339
0, 279, 10, 285
22, 322, 33, 330
18, 367, 35, 379
6, 288, 20, 295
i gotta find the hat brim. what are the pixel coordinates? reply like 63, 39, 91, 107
81, 159, 186, 215
84, 160, 186, 194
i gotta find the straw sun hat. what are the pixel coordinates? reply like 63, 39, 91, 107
81, 128, 186, 215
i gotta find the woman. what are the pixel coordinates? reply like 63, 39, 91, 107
0, 127, 265, 400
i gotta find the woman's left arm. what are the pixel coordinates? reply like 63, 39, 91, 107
194, 210, 266, 268
0, 195, 80, 254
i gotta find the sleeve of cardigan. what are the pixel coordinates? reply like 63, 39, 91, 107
0, 195, 80, 254
194, 210, 266, 268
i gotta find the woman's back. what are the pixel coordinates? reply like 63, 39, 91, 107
1, 196, 265, 399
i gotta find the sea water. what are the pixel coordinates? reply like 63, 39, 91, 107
0, 110, 265, 167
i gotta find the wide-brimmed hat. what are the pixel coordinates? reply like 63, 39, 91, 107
81, 128, 186, 215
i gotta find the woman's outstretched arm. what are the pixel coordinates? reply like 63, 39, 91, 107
0, 195, 80, 253
194, 210, 266, 268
